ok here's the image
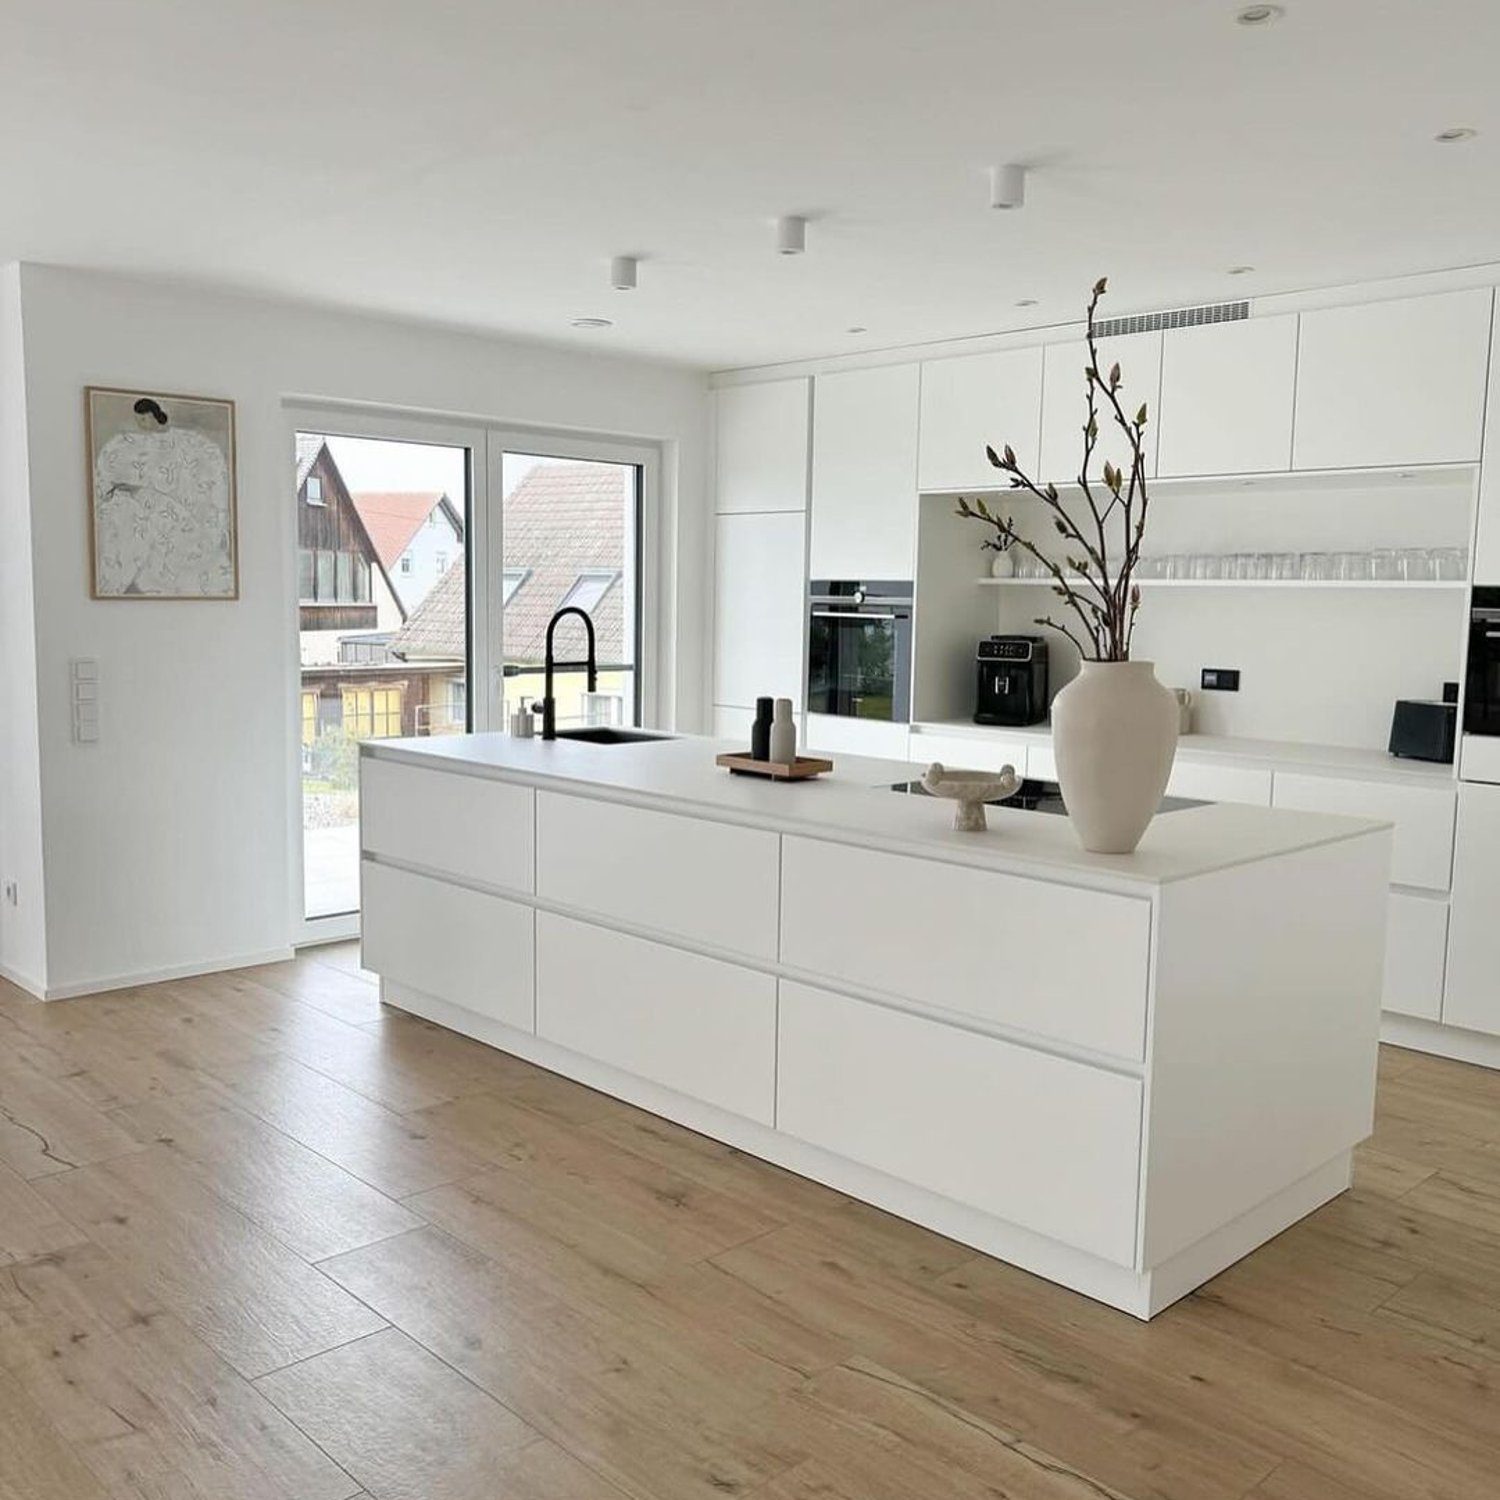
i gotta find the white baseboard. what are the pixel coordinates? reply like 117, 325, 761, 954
43, 947, 297, 1001
1382, 1012, 1500, 1070
0, 960, 46, 1000
383, 977, 1354, 1321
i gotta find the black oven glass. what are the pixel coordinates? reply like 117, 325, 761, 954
1466, 588, 1500, 736
806, 581, 912, 722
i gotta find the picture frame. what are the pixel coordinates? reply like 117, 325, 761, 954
85, 386, 239, 600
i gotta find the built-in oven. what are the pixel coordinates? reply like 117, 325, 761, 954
1465, 586, 1500, 738
807, 579, 913, 722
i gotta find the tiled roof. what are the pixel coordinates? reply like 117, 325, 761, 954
295, 434, 325, 490
351, 491, 460, 572
388, 462, 630, 666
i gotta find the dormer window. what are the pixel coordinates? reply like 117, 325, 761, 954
305, 476, 325, 505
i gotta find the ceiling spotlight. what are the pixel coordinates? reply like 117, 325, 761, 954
776, 216, 807, 255
571, 317, 613, 329
610, 255, 638, 291
1235, 4, 1284, 25
1227, 264, 1256, 275
1436, 126, 1478, 143
989, 164, 1027, 210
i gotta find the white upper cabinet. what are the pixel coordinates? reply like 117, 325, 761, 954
1474, 308, 1500, 583
1039, 331, 1162, 489
714, 379, 811, 514
713, 510, 806, 709
809, 363, 920, 579
1156, 315, 1298, 477
1292, 289, 1492, 471
917, 348, 1043, 493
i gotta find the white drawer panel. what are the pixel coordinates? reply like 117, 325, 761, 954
537, 914, 776, 1124
1025, 741, 1058, 782
1271, 772, 1455, 892
778, 980, 1142, 1265
536, 791, 779, 959
780, 836, 1151, 1060
361, 860, 534, 1031
803, 713, 911, 760
1383, 891, 1448, 1021
361, 756, 534, 893
1167, 760, 1274, 806
907, 730, 1029, 777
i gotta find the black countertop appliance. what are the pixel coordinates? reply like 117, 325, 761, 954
975, 635, 1049, 727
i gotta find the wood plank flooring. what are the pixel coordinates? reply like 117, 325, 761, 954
1, 945, 1499, 1499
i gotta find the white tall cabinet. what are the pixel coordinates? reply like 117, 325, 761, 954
808, 363, 920, 580
1292, 289, 1492, 471
711, 381, 810, 737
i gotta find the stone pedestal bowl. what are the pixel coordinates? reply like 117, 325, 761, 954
920, 762, 1022, 832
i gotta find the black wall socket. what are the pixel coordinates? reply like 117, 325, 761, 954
1201, 667, 1241, 692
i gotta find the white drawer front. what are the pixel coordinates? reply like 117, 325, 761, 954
803, 714, 911, 760
361, 860, 534, 1030
780, 837, 1151, 1060
536, 792, 780, 959
361, 757, 535, 893
778, 981, 1142, 1265
536, 914, 776, 1124
1167, 760, 1274, 807
1383, 891, 1448, 1021
1025, 742, 1058, 782
907, 730, 1029, 778
1270, 773, 1455, 892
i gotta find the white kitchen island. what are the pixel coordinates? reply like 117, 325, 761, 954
358, 731, 1391, 1319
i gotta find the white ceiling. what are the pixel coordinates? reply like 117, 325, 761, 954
4, 1, 1499, 370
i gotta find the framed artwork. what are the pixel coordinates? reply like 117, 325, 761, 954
85, 386, 239, 600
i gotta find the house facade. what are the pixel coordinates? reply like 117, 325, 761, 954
351, 489, 465, 616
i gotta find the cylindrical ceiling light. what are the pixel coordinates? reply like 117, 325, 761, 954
610, 255, 638, 291
989, 164, 1027, 210
776, 215, 807, 255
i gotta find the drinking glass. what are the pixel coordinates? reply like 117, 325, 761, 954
1299, 552, 1332, 581
1337, 551, 1374, 581
1371, 548, 1401, 581
1436, 547, 1469, 581
1400, 548, 1436, 581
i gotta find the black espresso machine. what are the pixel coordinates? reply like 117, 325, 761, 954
975, 635, 1049, 726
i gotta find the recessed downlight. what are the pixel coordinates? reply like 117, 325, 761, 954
1235, 3, 1284, 24
1015, 297, 1038, 307
1227, 264, 1256, 275
1436, 126, 1478, 143
571, 317, 613, 329
846, 326, 868, 335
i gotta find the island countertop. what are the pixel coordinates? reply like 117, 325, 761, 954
362, 729, 1389, 893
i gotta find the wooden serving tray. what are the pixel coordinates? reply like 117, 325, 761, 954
716, 752, 834, 781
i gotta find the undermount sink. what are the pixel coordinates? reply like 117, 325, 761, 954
552, 727, 676, 745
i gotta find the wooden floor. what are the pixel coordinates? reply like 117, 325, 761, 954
2, 948, 1499, 1499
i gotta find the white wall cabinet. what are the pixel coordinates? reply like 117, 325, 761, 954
1383, 891, 1448, 1022
1292, 289, 1492, 471
917, 348, 1043, 493
536, 913, 776, 1123
809, 363, 920, 580
361, 861, 535, 1030
1443, 781, 1500, 1035
1156, 315, 1297, 477
715, 379, 810, 514
777, 979, 1143, 1265
713, 511, 806, 710
1270, 772, 1456, 893
535, 790, 780, 959
780, 835, 1151, 1059
1039, 331, 1162, 488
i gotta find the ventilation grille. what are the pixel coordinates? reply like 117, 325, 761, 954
1094, 300, 1249, 339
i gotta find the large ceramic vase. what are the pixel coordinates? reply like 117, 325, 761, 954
1051, 659, 1179, 854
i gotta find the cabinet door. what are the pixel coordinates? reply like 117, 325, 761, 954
1157, 316, 1297, 477
715, 380, 810, 514
361, 860, 535, 1030
1270, 772, 1456, 892
1292, 289, 1492, 470
809, 364, 920, 579
536, 914, 776, 1123
1443, 782, 1500, 1035
1038, 331, 1162, 488
777, 980, 1142, 1265
917, 348, 1043, 493
1384, 890, 1448, 1021
713, 511, 806, 709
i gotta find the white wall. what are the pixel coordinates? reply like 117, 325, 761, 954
12, 263, 709, 995
0, 265, 48, 993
